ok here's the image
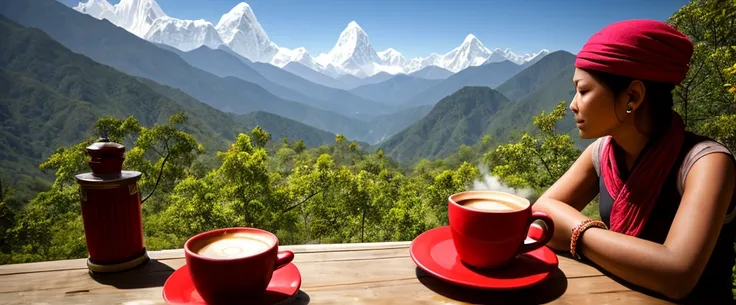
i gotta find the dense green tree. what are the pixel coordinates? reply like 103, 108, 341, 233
668, 0, 736, 150
485, 101, 580, 190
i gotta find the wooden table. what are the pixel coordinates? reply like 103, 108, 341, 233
0, 241, 673, 304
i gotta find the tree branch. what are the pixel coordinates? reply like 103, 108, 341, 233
283, 191, 321, 214
141, 152, 170, 203
532, 143, 555, 182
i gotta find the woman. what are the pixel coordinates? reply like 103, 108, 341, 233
532, 19, 736, 303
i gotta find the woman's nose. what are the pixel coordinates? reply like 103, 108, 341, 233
569, 94, 579, 113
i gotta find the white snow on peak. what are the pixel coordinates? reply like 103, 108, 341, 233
319, 21, 404, 77
378, 48, 407, 67
73, 0, 166, 37
73, 0, 120, 25
463, 34, 479, 44
114, 0, 167, 38
484, 48, 551, 65
326, 21, 382, 67
144, 17, 223, 51
271, 47, 325, 72
440, 33, 493, 72
215, 2, 279, 63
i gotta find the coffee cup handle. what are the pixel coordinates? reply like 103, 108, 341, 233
275, 250, 294, 270
517, 212, 555, 255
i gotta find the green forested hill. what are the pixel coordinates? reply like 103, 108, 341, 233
487, 65, 587, 146
399, 60, 523, 109
0, 16, 336, 193
495, 51, 577, 101
377, 64, 586, 164
379, 87, 511, 163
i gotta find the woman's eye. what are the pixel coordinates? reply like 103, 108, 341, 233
578, 90, 589, 95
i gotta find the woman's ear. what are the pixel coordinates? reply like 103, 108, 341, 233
626, 80, 647, 111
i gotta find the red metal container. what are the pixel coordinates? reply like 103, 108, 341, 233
75, 138, 148, 273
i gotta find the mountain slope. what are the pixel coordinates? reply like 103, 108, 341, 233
487, 65, 587, 148
136, 78, 337, 148
400, 60, 523, 109
362, 105, 433, 144
0, 15, 336, 184
379, 87, 512, 163
409, 66, 453, 80
167, 45, 389, 120
282, 62, 347, 89
495, 50, 577, 101
0, 0, 369, 140
350, 75, 442, 106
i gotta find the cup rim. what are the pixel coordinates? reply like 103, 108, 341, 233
184, 227, 278, 262
449, 190, 530, 213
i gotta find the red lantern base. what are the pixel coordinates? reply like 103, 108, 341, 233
87, 248, 150, 273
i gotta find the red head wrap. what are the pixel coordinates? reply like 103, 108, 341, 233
575, 19, 694, 84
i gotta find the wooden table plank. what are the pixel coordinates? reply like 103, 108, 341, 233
0, 243, 673, 305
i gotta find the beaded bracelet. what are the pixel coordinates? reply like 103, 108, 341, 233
570, 219, 608, 260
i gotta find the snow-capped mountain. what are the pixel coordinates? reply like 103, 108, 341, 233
272, 47, 324, 72
378, 48, 408, 67
74, 0, 166, 38
114, 0, 166, 38
440, 34, 493, 72
72, 0, 550, 78
315, 24, 550, 76
145, 17, 223, 52
315, 21, 395, 77
485, 48, 550, 65
215, 2, 279, 63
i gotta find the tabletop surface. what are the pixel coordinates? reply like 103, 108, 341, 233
0, 241, 674, 305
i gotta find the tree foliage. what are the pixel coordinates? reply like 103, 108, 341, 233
668, 0, 736, 151
485, 101, 580, 190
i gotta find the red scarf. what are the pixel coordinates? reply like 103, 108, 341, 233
601, 112, 685, 236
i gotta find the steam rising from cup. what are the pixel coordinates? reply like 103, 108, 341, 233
471, 166, 537, 203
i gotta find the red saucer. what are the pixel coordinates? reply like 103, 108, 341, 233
410, 226, 558, 290
162, 263, 302, 305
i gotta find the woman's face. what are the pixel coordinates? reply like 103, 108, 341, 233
569, 68, 629, 139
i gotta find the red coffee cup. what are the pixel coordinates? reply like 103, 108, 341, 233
448, 190, 554, 269
184, 227, 294, 304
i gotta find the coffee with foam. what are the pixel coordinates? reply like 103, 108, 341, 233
195, 232, 271, 259
459, 198, 524, 212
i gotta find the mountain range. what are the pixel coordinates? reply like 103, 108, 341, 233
71, 0, 550, 80
0, 14, 336, 184
1, 0, 586, 186
379, 50, 583, 163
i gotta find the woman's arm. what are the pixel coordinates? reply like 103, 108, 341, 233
532, 141, 600, 251
578, 152, 735, 300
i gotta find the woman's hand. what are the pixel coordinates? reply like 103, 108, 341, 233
533, 197, 591, 251
532, 142, 600, 251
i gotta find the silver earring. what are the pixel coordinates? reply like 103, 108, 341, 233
626, 106, 633, 114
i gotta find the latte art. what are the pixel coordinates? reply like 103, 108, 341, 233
196, 233, 271, 259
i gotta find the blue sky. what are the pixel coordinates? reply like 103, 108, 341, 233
61, 0, 690, 59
